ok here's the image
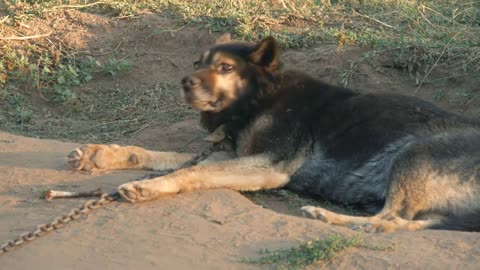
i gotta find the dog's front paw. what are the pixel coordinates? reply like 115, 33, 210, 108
118, 181, 152, 203
67, 145, 105, 172
67, 144, 140, 172
301, 205, 329, 223
118, 180, 178, 203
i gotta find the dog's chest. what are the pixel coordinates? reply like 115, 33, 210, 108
234, 113, 276, 157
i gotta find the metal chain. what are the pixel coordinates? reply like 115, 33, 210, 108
0, 192, 119, 254
0, 142, 228, 255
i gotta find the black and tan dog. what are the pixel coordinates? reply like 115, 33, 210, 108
68, 34, 480, 232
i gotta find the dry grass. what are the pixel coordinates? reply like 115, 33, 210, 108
1, 80, 195, 142
1, 0, 479, 142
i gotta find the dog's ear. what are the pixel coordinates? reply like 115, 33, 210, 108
214, 33, 232, 45
249, 36, 280, 72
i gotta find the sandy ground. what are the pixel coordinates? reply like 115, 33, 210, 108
1, 12, 480, 269
1, 123, 480, 269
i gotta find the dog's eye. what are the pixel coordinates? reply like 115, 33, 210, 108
193, 61, 200, 70
219, 63, 234, 73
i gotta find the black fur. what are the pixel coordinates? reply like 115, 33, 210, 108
196, 41, 480, 231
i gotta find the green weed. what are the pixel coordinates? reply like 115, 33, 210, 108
0, 48, 131, 103
243, 233, 363, 270
0, 88, 35, 125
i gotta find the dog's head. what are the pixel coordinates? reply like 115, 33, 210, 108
181, 34, 280, 112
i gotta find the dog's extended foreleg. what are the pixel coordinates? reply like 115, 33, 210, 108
118, 155, 291, 203
68, 144, 195, 172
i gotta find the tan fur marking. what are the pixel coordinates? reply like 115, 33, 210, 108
301, 206, 380, 226
301, 205, 442, 233
374, 218, 440, 232
422, 171, 480, 215
118, 155, 291, 203
380, 163, 480, 220
144, 150, 195, 171
185, 51, 248, 112
212, 53, 237, 66
204, 124, 226, 143
278, 151, 307, 175
236, 114, 273, 156
211, 53, 247, 101
68, 144, 194, 172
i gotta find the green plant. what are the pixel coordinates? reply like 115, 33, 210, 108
243, 233, 363, 269
101, 58, 133, 76
0, 89, 35, 125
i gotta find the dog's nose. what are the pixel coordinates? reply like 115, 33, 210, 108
181, 76, 201, 89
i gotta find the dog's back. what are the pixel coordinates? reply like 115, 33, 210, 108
191, 36, 480, 232
67, 34, 480, 232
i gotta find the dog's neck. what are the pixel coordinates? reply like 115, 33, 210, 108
199, 88, 260, 141
199, 69, 354, 142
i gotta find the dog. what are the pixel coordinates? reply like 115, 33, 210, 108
67, 34, 480, 233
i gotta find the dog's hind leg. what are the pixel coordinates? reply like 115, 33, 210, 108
303, 131, 480, 232
118, 155, 294, 203
68, 144, 196, 172
301, 169, 447, 233
301, 162, 447, 232
301, 205, 441, 232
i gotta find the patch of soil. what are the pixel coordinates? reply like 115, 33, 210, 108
1, 128, 480, 269
1, 12, 480, 269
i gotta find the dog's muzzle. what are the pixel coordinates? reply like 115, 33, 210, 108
181, 76, 201, 93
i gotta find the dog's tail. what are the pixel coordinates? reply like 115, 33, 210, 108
429, 212, 480, 232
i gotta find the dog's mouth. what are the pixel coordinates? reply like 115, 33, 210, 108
194, 99, 224, 112
183, 91, 225, 112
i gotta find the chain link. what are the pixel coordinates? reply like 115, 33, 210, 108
0, 142, 223, 255
0, 192, 119, 254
